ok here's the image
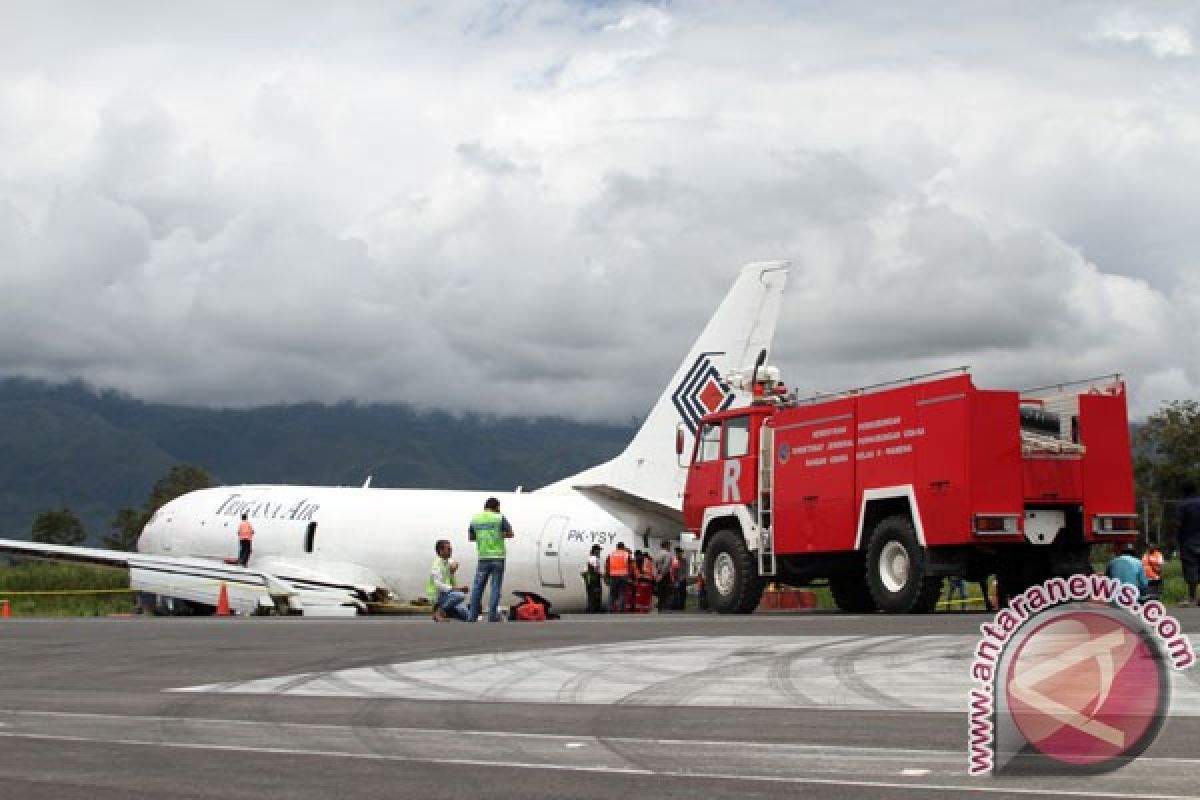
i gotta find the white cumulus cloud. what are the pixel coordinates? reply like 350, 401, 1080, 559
0, 1, 1197, 421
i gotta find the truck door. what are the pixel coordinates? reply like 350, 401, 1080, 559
721, 415, 756, 506
683, 421, 724, 530
538, 515, 568, 587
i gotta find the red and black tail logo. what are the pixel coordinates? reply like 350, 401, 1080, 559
672, 352, 735, 434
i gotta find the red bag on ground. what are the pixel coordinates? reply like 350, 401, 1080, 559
514, 602, 547, 621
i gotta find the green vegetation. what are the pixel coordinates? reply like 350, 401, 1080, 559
0, 561, 133, 616
0, 377, 633, 541
31, 507, 86, 545
103, 464, 213, 551
1135, 398, 1200, 544
1158, 558, 1188, 605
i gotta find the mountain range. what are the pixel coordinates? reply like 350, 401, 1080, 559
0, 378, 633, 543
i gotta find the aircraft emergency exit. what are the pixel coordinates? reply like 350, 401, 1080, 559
0, 262, 789, 616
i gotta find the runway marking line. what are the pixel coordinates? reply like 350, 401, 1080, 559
0, 710, 1197, 798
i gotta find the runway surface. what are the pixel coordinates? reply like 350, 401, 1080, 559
1, 611, 1197, 800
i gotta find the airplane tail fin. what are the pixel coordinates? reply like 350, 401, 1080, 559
539, 261, 790, 515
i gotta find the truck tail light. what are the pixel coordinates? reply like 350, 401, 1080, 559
973, 514, 1019, 535
1092, 515, 1139, 535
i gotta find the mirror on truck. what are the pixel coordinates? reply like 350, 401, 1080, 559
676, 423, 688, 467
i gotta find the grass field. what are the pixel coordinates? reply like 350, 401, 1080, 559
0, 561, 134, 616
1, 556, 1190, 617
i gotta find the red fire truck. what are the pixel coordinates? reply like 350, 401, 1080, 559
681, 367, 1138, 614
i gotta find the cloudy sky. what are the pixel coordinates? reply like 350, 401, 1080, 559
1, 1, 1197, 421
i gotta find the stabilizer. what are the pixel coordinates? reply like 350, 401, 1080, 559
540, 260, 790, 512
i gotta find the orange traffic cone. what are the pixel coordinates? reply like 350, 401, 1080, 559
215, 583, 232, 616
1, 599, 9, 618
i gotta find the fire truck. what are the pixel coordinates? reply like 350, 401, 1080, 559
681, 365, 1138, 614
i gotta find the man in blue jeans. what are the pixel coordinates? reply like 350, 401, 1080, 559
428, 539, 469, 621
468, 497, 515, 622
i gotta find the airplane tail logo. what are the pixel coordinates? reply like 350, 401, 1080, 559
671, 352, 736, 434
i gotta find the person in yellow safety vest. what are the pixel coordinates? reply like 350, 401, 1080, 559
236, 513, 255, 566
1143, 543, 1165, 600
428, 539, 469, 621
467, 497, 515, 622
605, 542, 632, 613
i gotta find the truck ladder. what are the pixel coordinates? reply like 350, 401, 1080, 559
757, 425, 776, 576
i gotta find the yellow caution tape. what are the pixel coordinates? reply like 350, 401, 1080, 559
0, 579, 273, 597
0, 588, 135, 596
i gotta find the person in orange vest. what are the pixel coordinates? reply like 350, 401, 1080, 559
236, 513, 255, 566
635, 550, 656, 613
1142, 543, 1164, 600
605, 542, 632, 613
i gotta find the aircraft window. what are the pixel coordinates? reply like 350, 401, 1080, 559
697, 423, 721, 463
305, 521, 318, 553
724, 416, 750, 458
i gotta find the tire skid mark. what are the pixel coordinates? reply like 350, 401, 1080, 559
766, 636, 872, 707
827, 635, 931, 710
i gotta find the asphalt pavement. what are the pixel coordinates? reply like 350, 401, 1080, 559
0, 610, 1197, 800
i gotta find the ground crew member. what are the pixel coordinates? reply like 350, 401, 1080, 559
428, 539, 469, 621
944, 576, 968, 610
606, 542, 632, 613
467, 497, 514, 622
635, 550, 656, 613
654, 541, 673, 612
584, 544, 604, 613
1142, 543, 1164, 600
1180, 479, 1200, 606
627, 549, 643, 612
1106, 544, 1148, 598
670, 547, 687, 610
236, 513, 254, 566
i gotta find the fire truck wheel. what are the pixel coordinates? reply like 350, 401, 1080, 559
704, 529, 764, 614
912, 577, 944, 613
865, 515, 930, 613
829, 573, 878, 613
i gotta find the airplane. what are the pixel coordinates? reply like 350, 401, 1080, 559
0, 261, 789, 616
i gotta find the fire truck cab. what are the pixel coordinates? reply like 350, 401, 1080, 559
682, 369, 1138, 614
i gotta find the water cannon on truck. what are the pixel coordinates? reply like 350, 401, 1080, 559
679, 363, 1138, 614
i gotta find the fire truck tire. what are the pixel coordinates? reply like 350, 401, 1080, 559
913, 577, 944, 613
704, 529, 764, 614
865, 515, 931, 614
829, 573, 878, 613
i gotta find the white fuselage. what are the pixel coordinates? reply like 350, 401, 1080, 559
139, 485, 677, 612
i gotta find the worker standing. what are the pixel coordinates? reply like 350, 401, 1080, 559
654, 541, 673, 612
670, 547, 687, 610
1142, 543, 1164, 600
636, 550, 656, 613
467, 497, 515, 622
584, 544, 604, 613
236, 513, 254, 567
1179, 479, 1200, 607
606, 542, 632, 613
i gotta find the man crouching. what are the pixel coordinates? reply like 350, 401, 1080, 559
428, 539, 469, 621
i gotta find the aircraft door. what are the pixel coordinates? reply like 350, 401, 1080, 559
538, 515, 568, 587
